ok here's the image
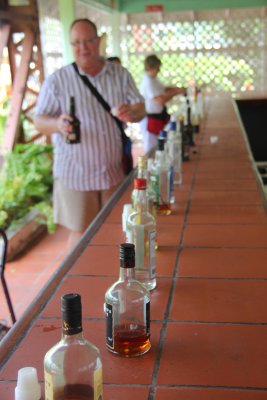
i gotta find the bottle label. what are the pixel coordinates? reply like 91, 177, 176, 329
44, 370, 59, 399
94, 367, 103, 400
146, 301, 150, 337
105, 302, 114, 349
151, 174, 160, 206
135, 224, 145, 268
148, 230, 156, 279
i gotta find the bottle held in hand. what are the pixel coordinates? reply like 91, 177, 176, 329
66, 96, 81, 144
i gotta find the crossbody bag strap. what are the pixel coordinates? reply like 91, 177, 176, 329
72, 62, 127, 141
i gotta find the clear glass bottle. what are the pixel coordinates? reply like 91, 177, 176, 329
132, 156, 157, 223
150, 138, 172, 215
168, 118, 182, 185
66, 96, 81, 144
127, 178, 157, 290
105, 243, 151, 357
44, 293, 103, 400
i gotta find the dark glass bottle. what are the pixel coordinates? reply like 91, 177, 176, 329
66, 96, 81, 144
105, 243, 151, 357
44, 293, 103, 399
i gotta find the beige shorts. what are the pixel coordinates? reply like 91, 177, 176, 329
53, 179, 119, 232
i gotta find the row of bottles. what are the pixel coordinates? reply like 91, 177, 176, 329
42, 243, 150, 399
17, 90, 204, 399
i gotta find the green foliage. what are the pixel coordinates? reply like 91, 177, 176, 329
0, 98, 9, 147
0, 143, 56, 233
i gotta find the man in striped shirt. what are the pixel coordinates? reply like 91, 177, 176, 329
34, 19, 145, 245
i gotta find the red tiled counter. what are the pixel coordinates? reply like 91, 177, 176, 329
1, 95, 267, 400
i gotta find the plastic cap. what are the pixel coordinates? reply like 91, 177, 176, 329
170, 121, 176, 131
134, 178, 146, 190
159, 130, 167, 138
15, 367, 41, 400
61, 293, 82, 335
120, 243, 135, 268
157, 137, 165, 151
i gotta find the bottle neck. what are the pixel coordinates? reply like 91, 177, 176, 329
70, 98, 75, 117
119, 266, 136, 281
62, 330, 84, 341
135, 188, 148, 212
155, 150, 165, 165
137, 166, 148, 180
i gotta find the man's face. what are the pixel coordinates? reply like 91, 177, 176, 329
70, 21, 101, 69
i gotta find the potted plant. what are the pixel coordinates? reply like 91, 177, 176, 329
0, 143, 56, 260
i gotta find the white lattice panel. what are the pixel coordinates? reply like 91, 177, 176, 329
123, 7, 267, 94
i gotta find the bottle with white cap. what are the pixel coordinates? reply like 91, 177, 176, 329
15, 367, 41, 400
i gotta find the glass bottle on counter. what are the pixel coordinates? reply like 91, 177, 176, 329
66, 96, 81, 144
105, 243, 151, 357
168, 117, 182, 185
44, 293, 103, 400
127, 178, 156, 291
132, 156, 157, 223
150, 138, 172, 215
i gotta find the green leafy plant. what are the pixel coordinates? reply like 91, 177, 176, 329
0, 143, 56, 233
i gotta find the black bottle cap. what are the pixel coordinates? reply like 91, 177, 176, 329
157, 137, 165, 151
61, 293, 82, 335
120, 243, 135, 268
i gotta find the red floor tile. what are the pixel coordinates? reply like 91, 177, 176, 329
194, 178, 258, 191
157, 323, 267, 388
157, 223, 183, 247
187, 205, 266, 224
90, 223, 126, 245
191, 190, 261, 206
155, 246, 178, 277
154, 387, 267, 400
178, 248, 267, 278
70, 245, 120, 276
170, 278, 267, 323
105, 385, 150, 400
184, 224, 267, 248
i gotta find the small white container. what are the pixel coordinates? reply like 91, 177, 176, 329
15, 367, 41, 400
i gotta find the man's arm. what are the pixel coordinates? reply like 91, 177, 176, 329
33, 114, 73, 138
154, 87, 187, 106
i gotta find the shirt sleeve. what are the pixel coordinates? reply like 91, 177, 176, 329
35, 74, 61, 117
123, 68, 144, 104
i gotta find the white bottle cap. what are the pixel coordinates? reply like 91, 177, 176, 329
15, 367, 41, 400
122, 203, 132, 232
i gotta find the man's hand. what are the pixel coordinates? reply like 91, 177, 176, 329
56, 114, 73, 137
116, 103, 146, 123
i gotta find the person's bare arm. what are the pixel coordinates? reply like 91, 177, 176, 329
154, 87, 187, 106
33, 114, 73, 138
116, 102, 146, 123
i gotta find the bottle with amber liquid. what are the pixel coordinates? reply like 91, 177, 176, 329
105, 243, 151, 357
150, 138, 172, 215
44, 293, 103, 400
66, 96, 81, 144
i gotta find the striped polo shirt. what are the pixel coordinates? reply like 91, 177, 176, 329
35, 61, 144, 191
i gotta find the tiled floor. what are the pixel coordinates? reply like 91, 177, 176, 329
1, 96, 267, 400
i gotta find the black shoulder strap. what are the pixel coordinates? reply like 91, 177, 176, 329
72, 62, 127, 140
